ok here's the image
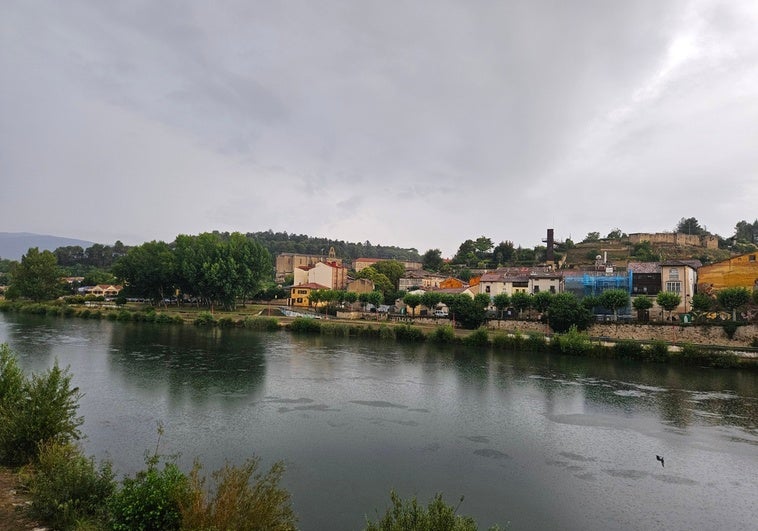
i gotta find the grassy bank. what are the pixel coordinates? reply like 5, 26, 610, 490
2, 300, 756, 370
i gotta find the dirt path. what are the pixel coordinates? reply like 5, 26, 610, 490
0, 468, 44, 530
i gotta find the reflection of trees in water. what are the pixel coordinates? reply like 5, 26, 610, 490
107, 323, 266, 404
1, 313, 60, 368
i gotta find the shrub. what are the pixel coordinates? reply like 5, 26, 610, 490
526, 332, 548, 352
364, 490, 501, 531
288, 317, 321, 333
26, 441, 115, 530
552, 326, 592, 356
428, 325, 457, 344
722, 320, 739, 339
116, 310, 132, 322
194, 312, 217, 327
109, 459, 189, 531
379, 325, 395, 340
320, 322, 351, 337
243, 317, 280, 331
463, 327, 490, 347
647, 341, 669, 362
614, 339, 644, 360
79, 308, 91, 319
0, 351, 83, 466
181, 458, 297, 531
394, 324, 426, 342
491, 332, 525, 351
217, 316, 236, 328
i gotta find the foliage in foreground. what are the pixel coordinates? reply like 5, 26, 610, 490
365, 490, 503, 531
25, 441, 115, 530
182, 458, 297, 531
0, 345, 83, 466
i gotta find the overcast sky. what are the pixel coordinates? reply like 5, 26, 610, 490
2, 0, 756, 257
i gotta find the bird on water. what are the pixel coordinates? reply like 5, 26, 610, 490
656, 455, 664, 467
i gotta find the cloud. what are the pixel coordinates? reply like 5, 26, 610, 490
1, 0, 756, 256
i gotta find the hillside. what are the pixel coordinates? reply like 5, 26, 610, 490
0, 233, 95, 261
564, 239, 732, 268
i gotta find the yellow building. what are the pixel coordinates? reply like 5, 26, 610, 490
289, 283, 330, 307
697, 252, 758, 293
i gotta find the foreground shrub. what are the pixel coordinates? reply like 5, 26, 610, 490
526, 332, 549, 352
217, 316, 236, 328
365, 490, 502, 531
181, 458, 296, 531
491, 332, 525, 351
109, 458, 189, 531
647, 340, 670, 362
428, 325, 457, 344
26, 441, 115, 530
0, 348, 83, 466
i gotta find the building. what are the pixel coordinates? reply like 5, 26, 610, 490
697, 252, 758, 293
628, 262, 662, 296
660, 260, 699, 314
353, 258, 422, 272
478, 267, 561, 297
276, 249, 343, 281
289, 283, 330, 307
294, 261, 348, 290
346, 278, 375, 294
628, 232, 718, 249
398, 270, 447, 291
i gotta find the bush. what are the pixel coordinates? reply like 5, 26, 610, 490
463, 327, 490, 347
194, 312, 217, 327
181, 458, 297, 531
614, 339, 644, 360
491, 332, 525, 350
428, 325, 457, 344
243, 317, 280, 331
647, 341, 670, 362
0, 349, 83, 466
526, 332, 548, 352
722, 320, 740, 339
288, 317, 321, 333
116, 310, 132, 322
26, 441, 115, 530
109, 458, 189, 531
217, 316, 236, 328
320, 322, 351, 337
364, 490, 501, 531
552, 326, 592, 356
393, 324, 426, 342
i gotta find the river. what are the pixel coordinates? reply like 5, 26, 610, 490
0, 313, 756, 530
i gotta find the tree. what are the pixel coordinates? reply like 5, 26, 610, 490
716, 287, 751, 320
366, 291, 384, 309
448, 295, 486, 329
421, 292, 442, 314
690, 293, 713, 313
733, 219, 758, 244
582, 232, 600, 243
581, 295, 600, 311
403, 294, 422, 317
606, 228, 625, 240
112, 241, 176, 305
492, 293, 510, 319
532, 292, 554, 316
548, 293, 593, 333
473, 293, 491, 310
511, 292, 531, 318
355, 268, 395, 301
656, 291, 681, 321
632, 296, 653, 321
492, 241, 515, 266
369, 260, 405, 289
421, 249, 444, 272
631, 241, 660, 262
675, 217, 706, 236
598, 289, 630, 321
9, 248, 61, 302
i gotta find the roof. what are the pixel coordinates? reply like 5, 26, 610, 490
660, 259, 702, 269
290, 283, 330, 290
627, 262, 661, 274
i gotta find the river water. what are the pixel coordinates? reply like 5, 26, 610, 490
0, 313, 756, 530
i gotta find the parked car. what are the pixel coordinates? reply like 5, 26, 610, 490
434, 309, 449, 317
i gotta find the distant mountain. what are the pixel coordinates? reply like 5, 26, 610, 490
0, 232, 95, 261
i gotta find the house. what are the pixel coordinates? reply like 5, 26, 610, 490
398, 270, 447, 291
439, 277, 464, 289
276, 250, 343, 282
660, 260, 700, 314
697, 252, 758, 293
478, 267, 560, 297
346, 278, 375, 294
294, 261, 348, 290
628, 262, 662, 296
289, 283, 330, 307
87, 284, 123, 297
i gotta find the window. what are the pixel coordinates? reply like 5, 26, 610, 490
750, 255, 756, 262
549, 285, 556, 293
485, 286, 491, 293
533, 286, 540, 293
666, 281, 681, 293
669, 268, 679, 280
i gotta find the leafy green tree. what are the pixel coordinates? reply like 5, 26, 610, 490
510, 292, 531, 319
356, 268, 395, 301
365, 490, 501, 531
582, 232, 600, 243
366, 291, 384, 309
690, 293, 713, 313
733, 219, 758, 244
492, 293, 510, 319
421, 291, 442, 313
473, 293, 491, 310
675, 217, 706, 235
656, 291, 682, 320
599, 289, 630, 321
448, 295, 486, 329
113, 241, 176, 305
581, 295, 600, 310
630, 241, 660, 262
403, 293, 422, 317
532, 291, 554, 315
606, 228, 625, 239
369, 260, 405, 289
548, 293, 593, 333
9, 247, 61, 302
632, 296, 653, 321
716, 287, 751, 320
344, 291, 359, 305
421, 249, 444, 272
492, 241, 515, 266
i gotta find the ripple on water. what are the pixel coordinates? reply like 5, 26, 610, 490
473, 448, 510, 459
350, 400, 407, 409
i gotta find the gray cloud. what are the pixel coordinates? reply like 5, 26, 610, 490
1, 0, 756, 256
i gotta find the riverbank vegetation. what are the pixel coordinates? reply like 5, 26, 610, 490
1, 346, 501, 530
